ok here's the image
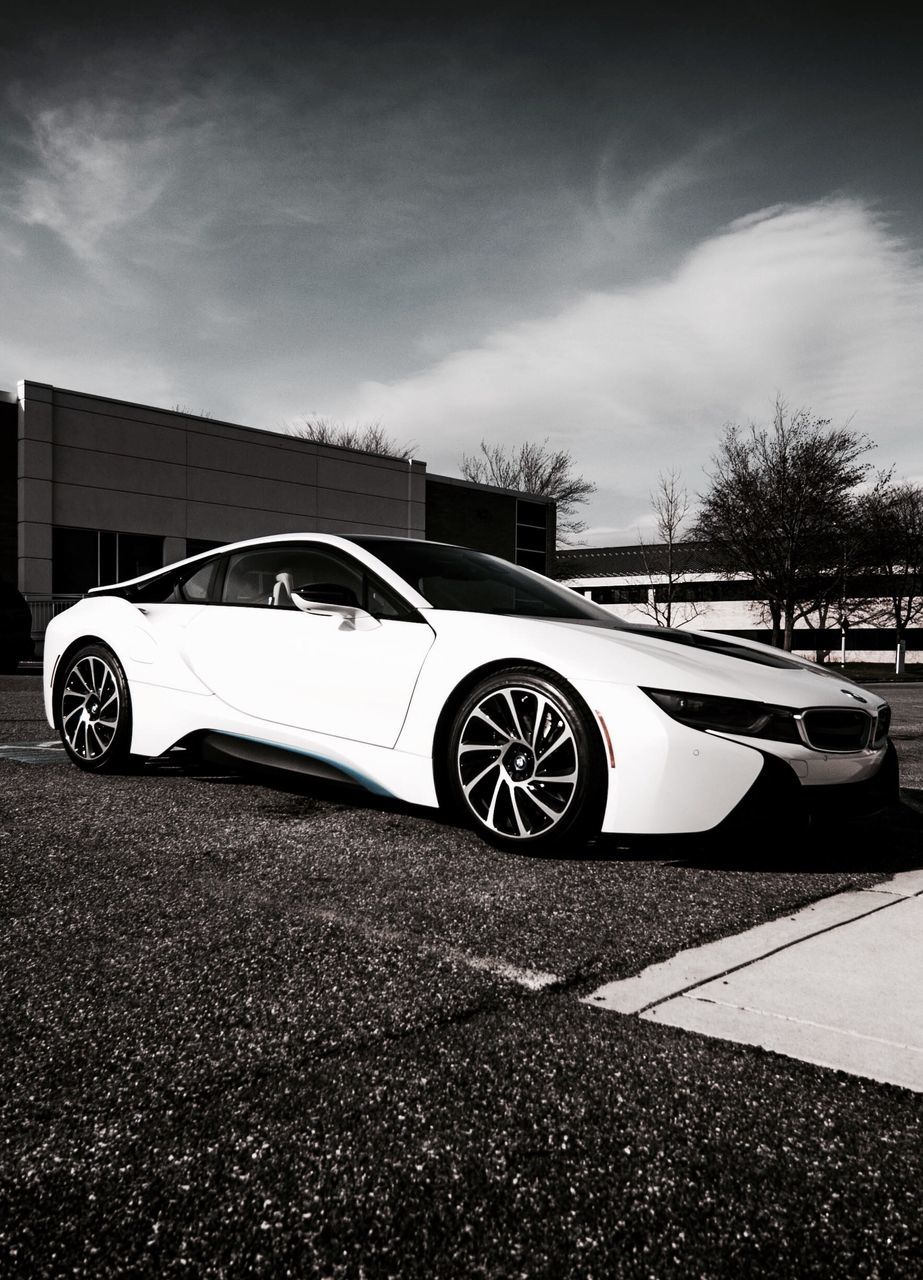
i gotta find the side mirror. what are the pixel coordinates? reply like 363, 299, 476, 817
293, 582, 358, 607
290, 588, 380, 632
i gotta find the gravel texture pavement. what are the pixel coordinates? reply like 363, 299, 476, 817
1, 674, 921, 1277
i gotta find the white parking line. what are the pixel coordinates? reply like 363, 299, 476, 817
0, 742, 66, 762
441, 948, 559, 991
311, 907, 560, 991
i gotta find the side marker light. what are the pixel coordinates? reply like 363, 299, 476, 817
596, 711, 616, 768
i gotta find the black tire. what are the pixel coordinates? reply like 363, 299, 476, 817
446, 667, 606, 852
57, 643, 138, 773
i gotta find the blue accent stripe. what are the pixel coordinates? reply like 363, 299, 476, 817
218, 732, 395, 797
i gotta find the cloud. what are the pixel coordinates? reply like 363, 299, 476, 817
346, 200, 923, 542
12, 101, 176, 258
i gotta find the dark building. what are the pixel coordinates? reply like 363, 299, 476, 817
2, 380, 555, 651
425, 474, 554, 574
0, 397, 15, 587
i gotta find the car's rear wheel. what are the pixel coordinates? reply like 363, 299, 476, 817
447, 668, 605, 852
58, 644, 137, 773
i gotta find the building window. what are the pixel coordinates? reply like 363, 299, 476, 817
591, 585, 650, 605
52, 528, 164, 594
653, 580, 756, 604
515, 499, 549, 573
117, 533, 164, 583
186, 538, 224, 558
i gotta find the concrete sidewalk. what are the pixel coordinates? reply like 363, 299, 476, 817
585, 868, 923, 1092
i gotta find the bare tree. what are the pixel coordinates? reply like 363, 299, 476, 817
291, 416, 415, 460
460, 438, 595, 545
694, 398, 873, 650
635, 470, 704, 628
171, 403, 213, 419
852, 476, 923, 666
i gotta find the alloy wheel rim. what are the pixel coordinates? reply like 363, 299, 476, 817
457, 685, 579, 839
61, 656, 120, 760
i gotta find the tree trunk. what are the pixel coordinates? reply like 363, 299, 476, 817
769, 601, 782, 648
783, 602, 795, 652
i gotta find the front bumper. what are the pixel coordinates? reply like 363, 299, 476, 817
714, 739, 900, 836
579, 679, 897, 837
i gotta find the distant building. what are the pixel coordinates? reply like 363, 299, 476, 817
557, 542, 921, 664
2, 380, 554, 650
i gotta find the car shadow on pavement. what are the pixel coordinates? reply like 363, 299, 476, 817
147, 751, 923, 876
644, 793, 923, 875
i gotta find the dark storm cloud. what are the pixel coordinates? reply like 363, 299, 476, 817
2, 3, 921, 536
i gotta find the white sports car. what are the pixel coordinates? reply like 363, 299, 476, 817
43, 534, 897, 850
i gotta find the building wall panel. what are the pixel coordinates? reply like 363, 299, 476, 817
316, 454, 415, 500
186, 466, 316, 518
316, 486, 411, 530
53, 484, 187, 537
52, 445, 187, 500
52, 405, 187, 464
185, 430, 318, 483
184, 503, 311, 543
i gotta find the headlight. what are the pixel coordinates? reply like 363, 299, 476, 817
642, 688, 801, 743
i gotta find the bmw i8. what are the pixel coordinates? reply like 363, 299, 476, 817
43, 534, 897, 850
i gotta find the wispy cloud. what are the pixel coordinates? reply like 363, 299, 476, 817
12, 102, 176, 258
347, 200, 923, 542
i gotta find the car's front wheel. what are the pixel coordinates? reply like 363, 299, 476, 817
57, 644, 137, 772
447, 668, 605, 852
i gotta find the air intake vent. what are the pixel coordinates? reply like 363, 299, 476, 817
800, 709, 871, 752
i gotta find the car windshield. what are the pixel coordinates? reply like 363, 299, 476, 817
350, 538, 621, 622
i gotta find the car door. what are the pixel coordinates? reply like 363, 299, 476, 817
182, 542, 435, 747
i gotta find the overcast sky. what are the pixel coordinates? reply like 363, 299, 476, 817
2, 3, 921, 543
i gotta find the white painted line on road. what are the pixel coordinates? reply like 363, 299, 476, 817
442, 948, 559, 991
312, 907, 560, 992
0, 742, 67, 763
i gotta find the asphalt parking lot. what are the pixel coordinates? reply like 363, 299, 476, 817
2, 675, 922, 1277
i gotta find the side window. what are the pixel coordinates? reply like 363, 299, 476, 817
221, 546, 365, 609
366, 576, 412, 619
179, 559, 218, 602
218, 544, 418, 618
121, 560, 216, 604
223, 548, 289, 605
288, 548, 365, 609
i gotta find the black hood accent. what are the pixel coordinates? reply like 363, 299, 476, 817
618, 624, 806, 670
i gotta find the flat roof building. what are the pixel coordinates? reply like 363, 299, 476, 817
557, 543, 921, 664
2, 380, 554, 650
